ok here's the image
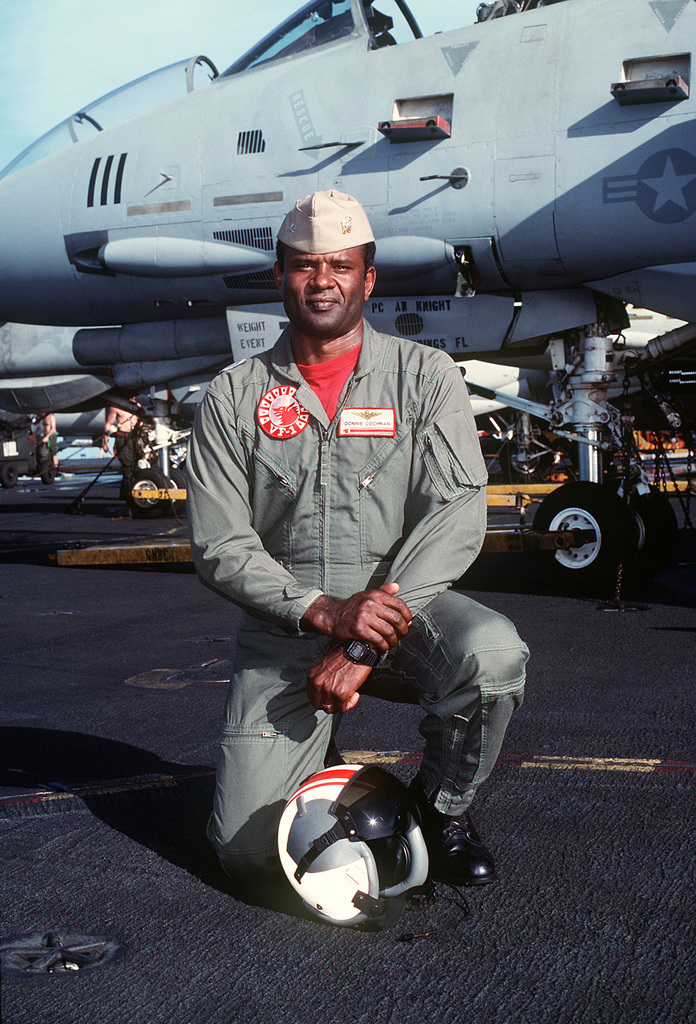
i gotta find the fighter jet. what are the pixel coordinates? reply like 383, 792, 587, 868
0, 0, 694, 584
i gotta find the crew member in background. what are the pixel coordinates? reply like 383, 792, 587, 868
103, 400, 141, 500
32, 412, 59, 471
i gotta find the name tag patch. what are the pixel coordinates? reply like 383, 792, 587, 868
338, 408, 396, 437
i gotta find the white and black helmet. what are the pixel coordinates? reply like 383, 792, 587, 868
278, 764, 430, 927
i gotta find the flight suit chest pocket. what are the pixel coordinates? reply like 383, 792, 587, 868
248, 442, 298, 547
419, 411, 487, 500
358, 421, 412, 569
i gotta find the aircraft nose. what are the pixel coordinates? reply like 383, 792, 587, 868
0, 156, 82, 326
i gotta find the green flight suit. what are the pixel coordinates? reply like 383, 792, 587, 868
187, 322, 528, 875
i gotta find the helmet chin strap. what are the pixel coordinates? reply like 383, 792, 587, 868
294, 816, 355, 881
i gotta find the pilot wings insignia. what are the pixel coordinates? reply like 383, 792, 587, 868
354, 409, 381, 420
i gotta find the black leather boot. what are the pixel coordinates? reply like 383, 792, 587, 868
408, 778, 496, 887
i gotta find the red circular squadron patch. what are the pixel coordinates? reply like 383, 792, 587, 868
257, 385, 310, 439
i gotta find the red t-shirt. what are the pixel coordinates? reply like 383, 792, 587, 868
296, 344, 361, 422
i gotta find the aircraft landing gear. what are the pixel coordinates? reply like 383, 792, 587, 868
498, 414, 576, 484
532, 481, 635, 588
127, 467, 168, 519
481, 310, 685, 589
533, 481, 679, 589
531, 319, 680, 589
126, 466, 187, 519
119, 388, 190, 517
167, 466, 187, 516
620, 486, 679, 584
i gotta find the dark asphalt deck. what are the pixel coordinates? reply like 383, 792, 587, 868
1, 475, 694, 1024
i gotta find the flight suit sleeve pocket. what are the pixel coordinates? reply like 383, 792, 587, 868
420, 410, 487, 499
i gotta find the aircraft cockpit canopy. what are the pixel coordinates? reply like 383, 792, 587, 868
221, 0, 422, 77
0, 56, 218, 181
1, 0, 424, 179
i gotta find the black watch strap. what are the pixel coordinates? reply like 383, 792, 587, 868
343, 640, 381, 666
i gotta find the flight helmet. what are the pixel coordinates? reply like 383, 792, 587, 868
278, 763, 429, 927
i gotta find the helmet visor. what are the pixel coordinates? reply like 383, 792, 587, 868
332, 765, 412, 840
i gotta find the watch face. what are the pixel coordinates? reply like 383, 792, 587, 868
345, 641, 379, 665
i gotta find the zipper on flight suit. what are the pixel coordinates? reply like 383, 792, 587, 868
360, 427, 410, 490
323, 377, 356, 443
318, 377, 357, 591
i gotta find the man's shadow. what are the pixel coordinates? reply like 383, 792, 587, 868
0, 727, 304, 917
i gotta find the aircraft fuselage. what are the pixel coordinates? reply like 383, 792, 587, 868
0, 0, 694, 328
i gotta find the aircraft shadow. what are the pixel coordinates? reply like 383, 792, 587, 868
0, 727, 305, 918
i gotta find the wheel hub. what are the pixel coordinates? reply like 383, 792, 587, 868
548, 506, 601, 568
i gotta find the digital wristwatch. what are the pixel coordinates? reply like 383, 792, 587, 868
343, 640, 381, 667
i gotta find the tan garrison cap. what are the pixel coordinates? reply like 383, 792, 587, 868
277, 190, 375, 253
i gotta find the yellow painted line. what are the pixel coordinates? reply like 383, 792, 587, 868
517, 756, 661, 773
342, 750, 413, 765
343, 751, 693, 775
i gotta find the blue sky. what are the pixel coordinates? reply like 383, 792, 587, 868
0, 0, 482, 172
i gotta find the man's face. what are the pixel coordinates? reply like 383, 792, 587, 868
274, 246, 376, 341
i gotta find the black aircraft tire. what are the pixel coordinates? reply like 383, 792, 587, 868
0, 462, 19, 489
167, 467, 187, 516
127, 467, 167, 519
532, 481, 635, 590
39, 462, 57, 485
623, 487, 679, 583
